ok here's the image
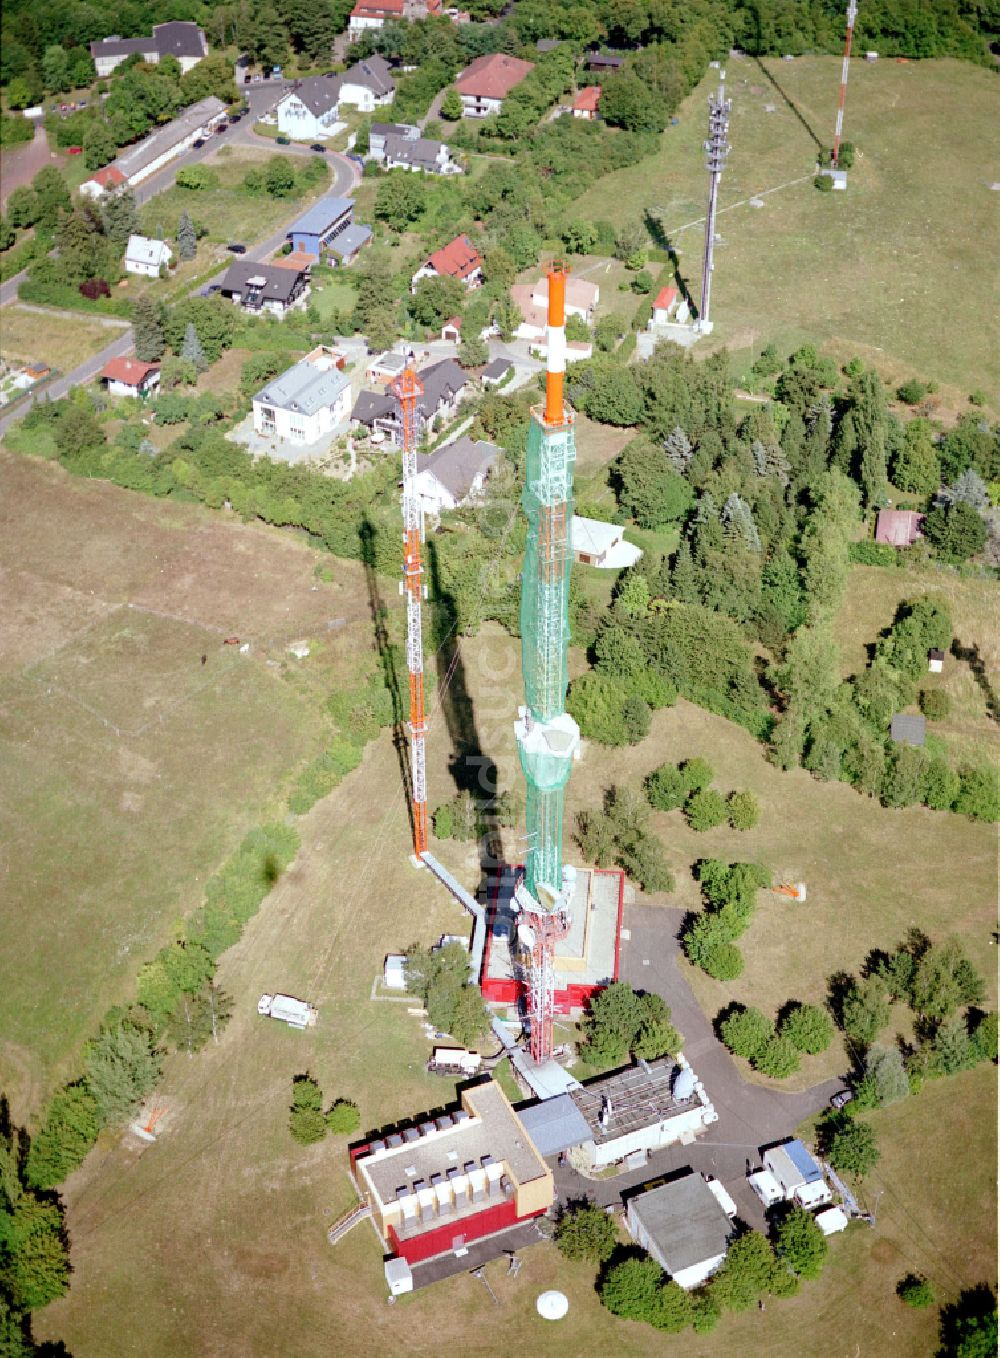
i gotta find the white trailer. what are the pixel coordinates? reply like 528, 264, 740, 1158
427, 1046, 482, 1076
258, 993, 317, 1028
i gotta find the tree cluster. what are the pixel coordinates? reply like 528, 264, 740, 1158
580, 981, 681, 1069
1, 1107, 71, 1347
718, 1001, 834, 1079
681, 859, 771, 981
289, 1075, 360, 1146
645, 756, 760, 832
405, 942, 488, 1046
576, 785, 674, 894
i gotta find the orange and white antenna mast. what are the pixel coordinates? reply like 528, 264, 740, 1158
391, 365, 428, 860
832, 0, 858, 168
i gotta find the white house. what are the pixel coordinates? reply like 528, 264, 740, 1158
762, 1140, 832, 1209
626, 1174, 734, 1289
253, 347, 352, 445
276, 76, 342, 141
413, 436, 501, 518
411, 234, 483, 291
572, 516, 643, 570
99, 356, 160, 399
454, 53, 534, 117
90, 21, 207, 77
80, 165, 128, 200
382, 133, 460, 175
124, 235, 172, 277
337, 56, 395, 112
348, 0, 404, 38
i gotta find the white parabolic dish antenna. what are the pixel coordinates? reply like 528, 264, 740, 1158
537, 1290, 569, 1321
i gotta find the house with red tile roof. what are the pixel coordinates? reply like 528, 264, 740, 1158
349, 0, 404, 38
80, 164, 127, 200
100, 357, 161, 399
411, 234, 483, 290
455, 54, 534, 117
572, 86, 601, 119
875, 509, 925, 548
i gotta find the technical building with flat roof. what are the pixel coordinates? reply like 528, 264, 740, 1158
626, 1173, 734, 1288
352, 1080, 553, 1266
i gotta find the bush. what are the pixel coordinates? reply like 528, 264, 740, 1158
727, 790, 760, 830
920, 688, 950, 720
849, 541, 903, 567
776, 1206, 828, 1279
702, 942, 745, 980
897, 1274, 935, 1308
555, 1203, 618, 1263
827, 1119, 880, 1178
601, 1257, 663, 1321
176, 166, 219, 190
954, 766, 999, 822
645, 763, 688, 812
896, 378, 928, 405
720, 1006, 774, 1061
780, 1003, 835, 1054
326, 1099, 360, 1135
685, 788, 728, 832
289, 1074, 327, 1145
814, 173, 834, 192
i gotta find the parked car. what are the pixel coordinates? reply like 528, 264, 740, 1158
226, 243, 247, 255
192, 138, 206, 149
830, 1089, 854, 1110
67, 145, 83, 155
229, 112, 242, 122
347, 152, 365, 167
310, 143, 325, 153
207, 283, 222, 293
276, 135, 290, 145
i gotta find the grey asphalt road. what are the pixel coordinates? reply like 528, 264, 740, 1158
0, 120, 357, 437
552, 903, 844, 1227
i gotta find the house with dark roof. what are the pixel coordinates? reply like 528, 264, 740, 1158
413, 436, 501, 516
90, 22, 208, 77
455, 54, 535, 117
481, 358, 512, 387
351, 359, 471, 444
586, 51, 624, 72
383, 133, 460, 175
220, 259, 310, 315
626, 1174, 734, 1289
338, 56, 395, 111
368, 122, 420, 161
276, 75, 343, 141
411, 235, 482, 290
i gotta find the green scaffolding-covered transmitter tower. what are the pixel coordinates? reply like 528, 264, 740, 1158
513, 264, 581, 1065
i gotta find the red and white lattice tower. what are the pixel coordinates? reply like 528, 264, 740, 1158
392, 366, 428, 860
832, 0, 859, 168
515, 874, 573, 1065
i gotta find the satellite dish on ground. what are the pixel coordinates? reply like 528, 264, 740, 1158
536, 1290, 569, 1321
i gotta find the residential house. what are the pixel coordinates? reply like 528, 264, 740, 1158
287, 196, 355, 259
874, 508, 924, 548
79, 165, 127, 200
383, 133, 460, 175
649, 284, 690, 327
572, 516, 642, 570
352, 358, 469, 442
276, 76, 343, 141
100, 356, 160, 399
368, 122, 420, 161
348, 0, 405, 38
124, 235, 172, 277
480, 358, 512, 387
586, 51, 624, 73
626, 1174, 735, 1289
454, 54, 534, 118
890, 713, 926, 747
413, 436, 501, 517
352, 1080, 553, 1272
573, 86, 601, 119
220, 259, 309, 315
90, 21, 208, 77
366, 351, 409, 385
337, 56, 396, 112
411, 235, 482, 290
761, 1140, 831, 1210
252, 346, 352, 447
109, 97, 227, 186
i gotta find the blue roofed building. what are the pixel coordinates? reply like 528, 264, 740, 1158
762, 1138, 831, 1209
287, 196, 367, 262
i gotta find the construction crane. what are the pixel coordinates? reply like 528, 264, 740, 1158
698, 70, 732, 333
832, 0, 859, 168
392, 365, 429, 861
513, 264, 581, 1065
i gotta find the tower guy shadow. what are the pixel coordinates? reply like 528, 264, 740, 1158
359, 515, 415, 845
751, 54, 825, 154
426, 537, 506, 897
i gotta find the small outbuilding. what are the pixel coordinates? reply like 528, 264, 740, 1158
762, 1139, 831, 1209
874, 508, 924, 548
383, 954, 408, 989
928, 648, 945, 674
571, 516, 642, 570
890, 713, 927, 747
481, 358, 512, 387
748, 1168, 784, 1208
626, 1173, 734, 1289
815, 1206, 849, 1236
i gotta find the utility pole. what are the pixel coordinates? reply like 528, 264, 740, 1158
698, 71, 732, 334
832, 0, 859, 168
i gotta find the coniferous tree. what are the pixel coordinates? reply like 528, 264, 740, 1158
132, 295, 165, 362
176, 210, 197, 261
663, 425, 692, 472
101, 186, 138, 248
181, 322, 207, 372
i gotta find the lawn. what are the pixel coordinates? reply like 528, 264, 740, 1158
572, 57, 1000, 401
138, 147, 330, 246
0, 303, 128, 370
0, 449, 386, 1115
36, 613, 996, 1357
832, 563, 999, 767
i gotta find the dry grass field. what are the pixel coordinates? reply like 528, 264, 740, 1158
0, 450, 382, 1115
0, 303, 128, 371
573, 57, 1000, 400
37, 615, 996, 1357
